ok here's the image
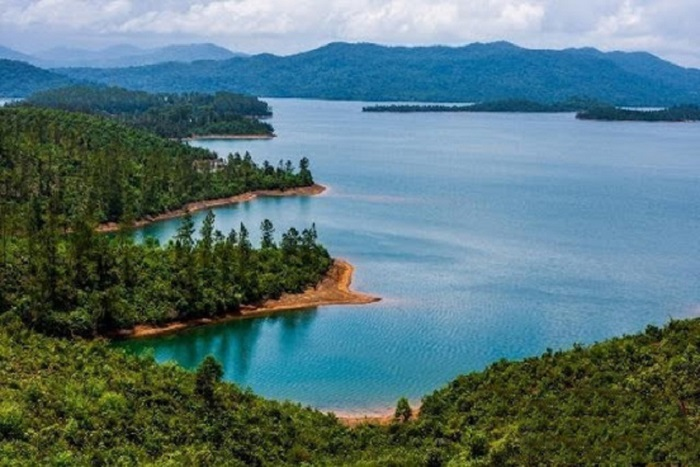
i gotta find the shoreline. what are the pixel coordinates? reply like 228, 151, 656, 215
97, 184, 326, 233
109, 259, 380, 340
334, 405, 421, 427
181, 133, 276, 141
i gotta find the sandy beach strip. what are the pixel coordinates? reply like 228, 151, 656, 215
109, 259, 379, 340
97, 184, 326, 233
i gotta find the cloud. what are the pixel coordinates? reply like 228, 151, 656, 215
1, 0, 699, 67
2, 0, 132, 29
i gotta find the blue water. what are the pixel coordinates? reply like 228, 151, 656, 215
121, 99, 700, 414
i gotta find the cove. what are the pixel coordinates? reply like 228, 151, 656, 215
117, 98, 700, 415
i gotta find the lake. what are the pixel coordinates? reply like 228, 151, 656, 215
119, 99, 700, 415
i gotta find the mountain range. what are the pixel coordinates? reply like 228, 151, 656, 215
2, 41, 700, 105
0, 43, 243, 68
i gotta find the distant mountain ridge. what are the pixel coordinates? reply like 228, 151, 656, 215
53, 41, 700, 106
0, 59, 75, 97
3, 41, 700, 105
0, 43, 244, 68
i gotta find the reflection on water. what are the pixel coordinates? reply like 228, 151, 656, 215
119, 309, 319, 385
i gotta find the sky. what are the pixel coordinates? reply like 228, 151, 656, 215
1, 0, 699, 67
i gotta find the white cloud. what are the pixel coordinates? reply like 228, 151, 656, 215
1, 0, 700, 67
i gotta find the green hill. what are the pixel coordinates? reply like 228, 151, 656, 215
56, 41, 700, 106
1, 312, 698, 464
0, 59, 74, 97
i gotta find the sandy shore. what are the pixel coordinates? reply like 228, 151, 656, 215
97, 184, 326, 233
109, 259, 379, 339
182, 134, 276, 141
334, 405, 421, 427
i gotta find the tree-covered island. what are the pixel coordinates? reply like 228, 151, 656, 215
362, 98, 601, 113
17, 85, 275, 139
576, 104, 700, 121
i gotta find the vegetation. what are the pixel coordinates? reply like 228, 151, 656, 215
20, 85, 274, 138
56, 42, 700, 105
0, 107, 311, 225
0, 205, 331, 336
1, 89, 698, 465
363, 98, 601, 113
1, 310, 699, 464
577, 104, 700, 122
0, 59, 74, 97
0, 106, 324, 336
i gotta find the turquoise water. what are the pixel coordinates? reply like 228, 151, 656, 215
120, 99, 700, 414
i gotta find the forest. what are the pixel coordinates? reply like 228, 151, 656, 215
576, 104, 700, 121
363, 98, 601, 113
0, 107, 311, 225
1, 310, 698, 464
19, 85, 274, 138
0, 106, 324, 336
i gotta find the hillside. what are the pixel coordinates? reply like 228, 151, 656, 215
0, 59, 74, 97
56, 41, 700, 105
0, 107, 307, 225
1, 310, 698, 464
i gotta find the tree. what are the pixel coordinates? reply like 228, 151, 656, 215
394, 397, 412, 423
175, 211, 195, 251
260, 219, 275, 249
299, 157, 313, 185
195, 355, 224, 405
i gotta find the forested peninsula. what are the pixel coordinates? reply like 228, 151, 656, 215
0, 107, 335, 336
18, 85, 274, 139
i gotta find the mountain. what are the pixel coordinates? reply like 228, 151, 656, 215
33, 43, 243, 68
0, 59, 74, 97
57, 41, 700, 105
0, 45, 35, 63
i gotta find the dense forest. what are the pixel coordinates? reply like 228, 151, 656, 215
1, 311, 698, 463
19, 85, 274, 138
0, 107, 310, 226
0, 106, 323, 336
577, 104, 700, 122
54, 42, 700, 105
363, 98, 601, 113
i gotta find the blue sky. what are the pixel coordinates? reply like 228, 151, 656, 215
1, 0, 699, 67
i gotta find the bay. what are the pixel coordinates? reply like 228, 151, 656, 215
119, 99, 700, 414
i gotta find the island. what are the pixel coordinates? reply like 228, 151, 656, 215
363, 98, 601, 113
576, 104, 700, 121
17, 84, 275, 139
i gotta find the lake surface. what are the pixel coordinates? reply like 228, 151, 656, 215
120, 99, 700, 414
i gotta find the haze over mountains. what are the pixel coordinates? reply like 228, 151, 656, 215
0, 43, 243, 68
2, 41, 700, 105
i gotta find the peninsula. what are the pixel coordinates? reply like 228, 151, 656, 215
0, 106, 362, 338
112, 259, 379, 339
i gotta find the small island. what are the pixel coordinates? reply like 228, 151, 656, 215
576, 104, 700, 122
18, 84, 275, 139
363, 98, 600, 113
